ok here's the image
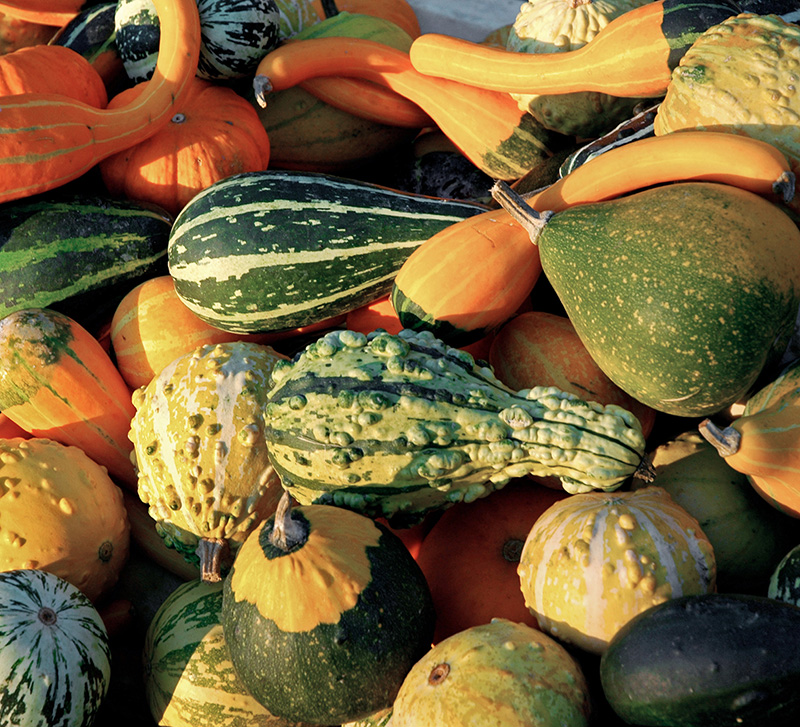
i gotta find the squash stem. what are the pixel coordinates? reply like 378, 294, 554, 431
253, 76, 273, 108
491, 180, 552, 245
196, 537, 230, 583
270, 490, 306, 551
697, 418, 741, 457
775, 171, 796, 204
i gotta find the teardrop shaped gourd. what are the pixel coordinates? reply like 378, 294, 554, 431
492, 180, 800, 417
264, 328, 649, 526
129, 341, 289, 582
518, 486, 717, 654
0, 0, 200, 204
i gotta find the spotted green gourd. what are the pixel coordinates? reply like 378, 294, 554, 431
129, 341, 288, 582
264, 328, 648, 525
144, 578, 316, 727
0, 568, 111, 727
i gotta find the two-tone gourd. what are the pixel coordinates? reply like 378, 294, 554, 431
264, 328, 649, 525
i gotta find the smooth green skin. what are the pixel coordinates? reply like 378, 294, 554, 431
600, 593, 800, 726
537, 183, 799, 417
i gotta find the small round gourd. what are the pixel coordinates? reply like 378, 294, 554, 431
0, 437, 130, 602
221, 494, 436, 725
768, 543, 800, 608
518, 486, 717, 654
0, 569, 111, 727
391, 618, 591, 727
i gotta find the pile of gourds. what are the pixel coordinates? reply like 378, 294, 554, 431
0, 0, 799, 726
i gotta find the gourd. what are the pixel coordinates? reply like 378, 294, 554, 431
391, 618, 591, 727
99, 75, 271, 217
167, 170, 486, 334
600, 593, 800, 726
0, 191, 172, 328
114, 0, 281, 83
0, 308, 139, 489
505, 0, 656, 138
768, 543, 800, 607
128, 341, 288, 582
0, 44, 108, 106
0, 569, 112, 727
518, 486, 717, 654
408, 0, 742, 97
0, 9, 58, 54
144, 578, 315, 727
698, 357, 800, 518
492, 180, 800, 417
0, 437, 130, 602
311, 0, 422, 38
639, 430, 797, 592
0, 0, 201, 205
0, 0, 85, 26
654, 13, 800, 181
251, 36, 570, 181
220, 493, 437, 725
264, 328, 649, 527
415, 479, 568, 643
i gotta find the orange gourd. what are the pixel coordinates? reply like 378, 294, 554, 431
0, 10, 58, 55
0, 43, 107, 106
489, 311, 657, 440
252, 36, 564, 180
415, 479, 568, 643
311, 0, 421, 38
99, 76, 270, 217
0, 0, 83, 26
0, 308, 138, 489
0, 0, 200, 204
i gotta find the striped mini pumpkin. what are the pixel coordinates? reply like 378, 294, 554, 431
518, 486, 717, 655
0, 569, 111, 727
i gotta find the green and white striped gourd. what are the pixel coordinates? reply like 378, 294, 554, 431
129, 341, 288, 582
115, 0, 281, 82
144, 578, 316, 727
0, 569, 111, 727
167, 170, 486, 334
264, 328, 649, 525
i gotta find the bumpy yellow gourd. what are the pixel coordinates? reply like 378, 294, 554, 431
129, 341, 287, 581
518, 485, 716, 654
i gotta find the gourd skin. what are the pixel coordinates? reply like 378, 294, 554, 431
264, 328, 648, 525
129, 341, 287, 579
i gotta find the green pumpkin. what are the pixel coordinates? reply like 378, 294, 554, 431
220, 494, 436, 725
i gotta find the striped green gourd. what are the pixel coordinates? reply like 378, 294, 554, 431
144, 578, 315, 727
167, 170, 486, 333
115, 0, 281, 82
0, 192, 171, 329
264, 328, 649, 525
0, 569, 111, 727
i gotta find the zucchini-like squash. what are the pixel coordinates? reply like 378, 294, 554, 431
167, 170, 486, 334
264, 328, 649, 525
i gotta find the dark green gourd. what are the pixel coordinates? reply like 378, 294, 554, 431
492, 181, 800, 418
264, 328, 648, 525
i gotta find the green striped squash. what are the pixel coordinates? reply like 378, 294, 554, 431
115, 0, 281, 82
0, 192, 171, 330
0, 569, 111, 727
168, 170, 486, 333
144, 578, 314, 727
768, 543, 800, 607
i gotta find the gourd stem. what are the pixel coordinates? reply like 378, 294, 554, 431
774, 171, 796, 204
196, 538, 229, 583
633, 455, 656, 483
253, 76, 273, 108
320, 0, 339, 17
491, 180, 552, 245
270, 490, 306, 551
697, 418, 741, 457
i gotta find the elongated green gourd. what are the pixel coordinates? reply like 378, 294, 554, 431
264, 328, 649, 524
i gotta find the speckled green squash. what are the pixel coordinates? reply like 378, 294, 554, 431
220, 499, 436, 725
0, 569, 111, 727
392, 618, 591, 727
768, 543, 800, 608
264, 328, 648, 525
144, 578, 315, 727
496, 181, 800, 417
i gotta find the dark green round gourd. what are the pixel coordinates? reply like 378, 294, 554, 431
769, 543, 800, 608
220, 494, 436, 725
492, 181, 800, 417
600, 592, 800, 726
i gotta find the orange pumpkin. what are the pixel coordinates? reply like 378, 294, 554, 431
415, 479, 568, 644
99, 76, 270, 217
0, 44, 107, 106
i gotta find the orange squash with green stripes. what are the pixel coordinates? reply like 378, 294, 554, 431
0, 0, 200, 204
